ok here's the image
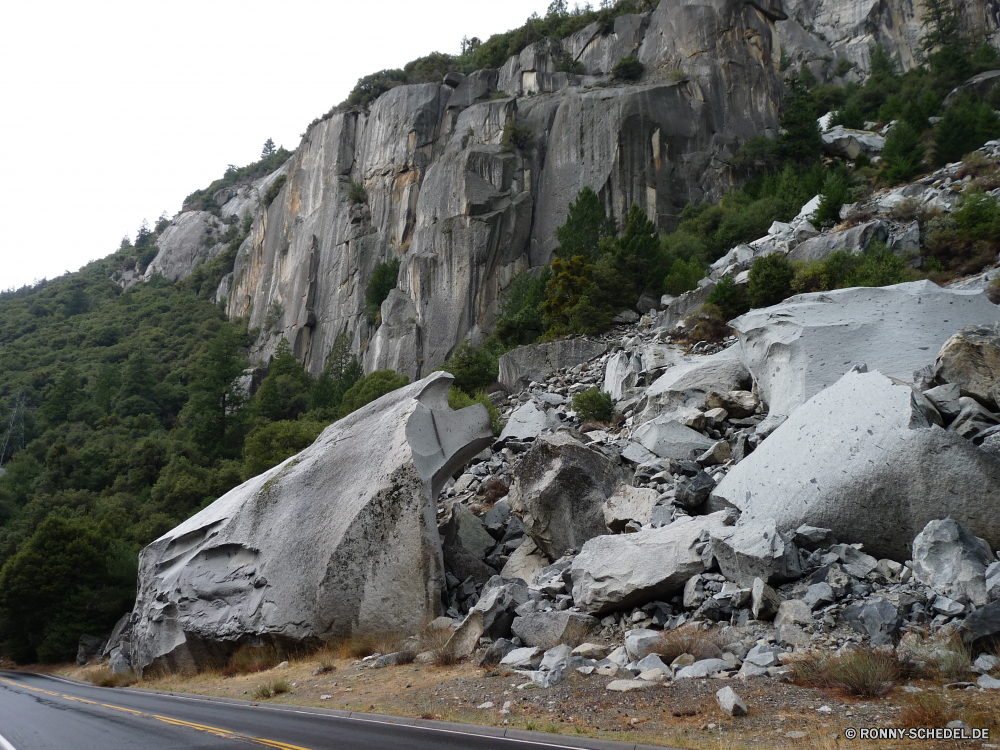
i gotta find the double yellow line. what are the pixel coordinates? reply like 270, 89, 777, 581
0, 677, 311, 750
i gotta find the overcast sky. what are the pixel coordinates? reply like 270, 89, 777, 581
0, 0, 553, 291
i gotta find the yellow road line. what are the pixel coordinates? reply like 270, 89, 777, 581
0, 678, 314, 750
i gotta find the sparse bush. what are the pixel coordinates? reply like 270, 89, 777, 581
705, 276, 750, 320
251, 679, 288, 700
813, 165, 857, 227
501, 120, 533, 151
572, 388, 614, 422
898, 692, 956, 727
791, 259, 829, 294
263, 300, 283, 331
611, 55, 643, 81
791, 647, 901, 698
263, 175, 287, 208
479, 477, 510, 506
348, 181, 368, 204
653, 625, 730, 663
933, 96, 1000, 167
663, 257, 705, 296
224, 643, 282, 677
365, 258, 400, 325
680, 303, 731, 344
747, 253, 794, 309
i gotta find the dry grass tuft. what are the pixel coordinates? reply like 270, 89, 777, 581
223, 644, 281, 677
330, 630, 407, 660
478, 478, 509, 507
902, 631, 973, 680
653, 625, 730, 663
89, 667, 140, 688
898, 691, 955, 726
791, 647, 900, 698
251, 679, 289, 700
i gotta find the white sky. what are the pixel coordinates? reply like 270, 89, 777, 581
0, 0, 553, 291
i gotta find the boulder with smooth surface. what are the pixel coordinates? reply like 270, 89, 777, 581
511, 611, 598, 649
934, 326, 1000, 408
499, 340, 609, 392
710, 519, 802, 587
571, 512, 734, 614
911, 518, 994, 607
604, 483, 660, 532
712, 369, 1000, 560
127, 372, 492, 672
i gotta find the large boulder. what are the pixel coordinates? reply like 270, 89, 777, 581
712, 369, 1000, 560
787, 220, 888, 263
508, 432, 625, 559
820, 126, 885, 159
511, 611, 598, 649
127, 372, 492, 672
498, 401, 560, 442
640, 345, 749, 422
604, 483, 660, 532
934, 326, 1000, 409
731, 282, 1000, 424
499, 340, 608, 392
911, 518, 995, 607
571, 511, 734, 614
633, 417, 715, 460
710, 519, 802, 587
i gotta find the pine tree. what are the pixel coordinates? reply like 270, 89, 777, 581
185, 325, 249, 456
778, 74, 823, 165
555, 187, 615, 262
614, 203, 663, 296
262, 138, 277, 158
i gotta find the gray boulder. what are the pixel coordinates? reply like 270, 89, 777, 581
443, 503, 496, 559
508, 432, 625, 559
511, 611, 597, 649
911, 518, 994, 607
712, 369, 1000, 560
730, 282, 1000, 424
960, 600, 1000, 647
842, 599, 902, 646
499, 340, 608, 392
127, 372, 492, 672
934, 326, 1000, 408
675, 658, 732, 679
571, 512, 734, 614
471, 576, 530, 639
787, 220, 888, 263
710, 519, 801, 587
498, 401, 560, 442
604, 483, 660, 532
716, 685, 748, 716
820, 126, 885, 159
109, 647, 131, 675
641, 345, 749, 422
751, 578, 781, 620
500, 646, 543, 669
624, 629, 663, 661
633, 417, 715, 460
76, 634, 106, 666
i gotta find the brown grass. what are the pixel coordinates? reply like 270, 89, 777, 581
653, 625, 730, 663
898, 691, 955, 726
88, 667, 140, 688
478, 479, 509, 506
250, 678, 289, 700
888, 198, 921, 223
679, 304, 731, 345
222, 644, 281, 677
791, 647, 901, 698
330, 631, 407, 660
902, 631, 973, 681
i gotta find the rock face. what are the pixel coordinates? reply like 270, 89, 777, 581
127, 372, 492, 672
713, 369, 1000, 560
499, 340, 609, 392
123, 0, 784, 381
731, 282, 1000, 424
571, 511, 732, 614
508, 432, 625, 559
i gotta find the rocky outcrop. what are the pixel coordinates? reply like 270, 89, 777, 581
934, 326, 1000, 409
126, 371, 491, 673
712, 369, 1000, 560
499, 340, 609, 392
731, 282, 1000, 425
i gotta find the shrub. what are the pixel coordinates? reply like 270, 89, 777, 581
224, 644, 282, 677
572, 388, 614, 422
747, 253, 794, 309
933, 96, 1000, 166
653, 625, 729, 663
882, 121, 926, 183
263, 300, 283, 331
898, 692, 955, 727
680, 303, 730, 344
251, 679, 289, 699
365, 258, 400, 325
338, 370, 410, 418
791, 259, 829, 293
501, 120, 533, 151
241, 420, 325, 480
705, 276, 749, 320
611, 55, 643, 81
448, 386, 503, 436
439, 341, 498, 395
91, 668, 140, 688
263, 175, 287, 207
663, 257, 704, 296
813, 165, 857, 227
791, 647, 901, 698
347, 181, 368, 204
494, 268, 549, 347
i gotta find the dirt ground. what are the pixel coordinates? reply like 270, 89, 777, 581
54, 652, 1000, 750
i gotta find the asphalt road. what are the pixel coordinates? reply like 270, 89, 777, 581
0, 671, 663, 750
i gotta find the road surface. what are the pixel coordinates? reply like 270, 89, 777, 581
0, 670, 663, 750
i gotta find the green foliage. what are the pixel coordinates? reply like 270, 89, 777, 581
348, 181, 368, 204
184, 148, 293, 213
338, 370, 410, 418
555, 187, 615, 262
263, 174, 287, 208
747, 254, 794, 309
253, 339, 312, 423
926, 190, 1000, 274
263, 300, 283, 331
439, 341, 499, 395
611, 55, 643, 82
183, 324, 251, 459
705, 275, 750, 320
792, 242, 908, 292
448, 387, 503, 437
241, 420, 325, 480
365, 258, 401, 325
779, 75, 823, 165
493, 268, 549, 347
882, 121, 926, 183
663, 257, 705, 296
572, 388, 614, 423
501, 120, 533, 151
613, 204, 664, 298
0, 516, 137, 663
541, 256, 612, 336
814, 165, 858, 227
933, 96, 1000, 166
309, 334, 363, 418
